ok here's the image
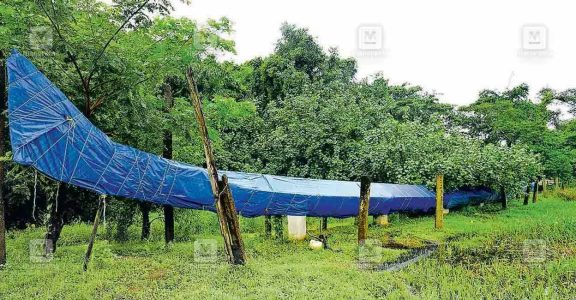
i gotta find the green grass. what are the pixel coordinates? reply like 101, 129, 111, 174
1, 196, 576, 299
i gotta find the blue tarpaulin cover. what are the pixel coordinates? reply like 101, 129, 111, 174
6, 51, 498, 217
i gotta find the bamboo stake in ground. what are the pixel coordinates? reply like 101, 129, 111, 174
0, 50, 7, 267
83, 195, 106, 272
357, 176, 371, 244
435, 174, 444, 229
186, 68, 246, 265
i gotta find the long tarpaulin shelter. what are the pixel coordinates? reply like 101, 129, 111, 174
6, 50, 498, 218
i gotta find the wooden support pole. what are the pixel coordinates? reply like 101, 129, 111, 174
218, 175, 246, 264
500, 187, 507, 209
0, 50, 7, 267
357, 176, 371, 244
186, 68, 246, 265
542, 178, 547, 194
435, 174, 444, 229
83, 195, 105, 272
523, 185, 530, 205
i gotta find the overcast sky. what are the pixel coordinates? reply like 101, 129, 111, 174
167, 0, 576, 106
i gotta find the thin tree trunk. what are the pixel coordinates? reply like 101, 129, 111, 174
435, 175, 444, 229
140, 202, 151, 240
264, 215, 272, 238
533, 179, 539, 203
358, 176, 371, 244
501, 186, 507, 209
45, 184, 66, 254
162, 83, 175, 243
321, 217, 328, 231
273, 216, 283, 240
0, 50, 7, 266
523, 185, 530, 205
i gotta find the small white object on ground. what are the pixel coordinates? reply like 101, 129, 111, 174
309, 239, 323, 250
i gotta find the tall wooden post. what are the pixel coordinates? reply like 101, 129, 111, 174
162, 83, 175, 243
357, 176, 371, 244
500, 186, 507, 209
0, 50, 7, 267
186, 68, 246, 265
435, 175, 444, 229
83, 195, 105, 271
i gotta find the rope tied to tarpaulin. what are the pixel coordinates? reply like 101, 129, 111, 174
55, 116, 77, 213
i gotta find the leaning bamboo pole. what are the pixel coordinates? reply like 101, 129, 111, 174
186, 68, 246, 265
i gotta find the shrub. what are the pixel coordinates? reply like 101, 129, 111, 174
557, 188, 576, 201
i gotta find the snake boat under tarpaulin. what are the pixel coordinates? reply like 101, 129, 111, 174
6, 50, 498, 218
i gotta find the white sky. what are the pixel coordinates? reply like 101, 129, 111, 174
168, 0, 576, 106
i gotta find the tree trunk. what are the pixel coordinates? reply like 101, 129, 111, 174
163, 205, 174, 243
45, 184, 66, 254
273, 216, 283, 240
500, 186, 507, 209
523, 185, 530, 205
140, 202, 151, 240
264, 215, 272, 238
321, 217, 328, 231
358, 176, 371, 244
0, 50, 7, 266
435, 175, 444, 229
162, 83, 175, 243
533, 179, 539, 203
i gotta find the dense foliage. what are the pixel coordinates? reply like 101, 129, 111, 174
0, 0, 573, 242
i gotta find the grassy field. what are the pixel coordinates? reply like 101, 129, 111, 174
1, 194, 575, 299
